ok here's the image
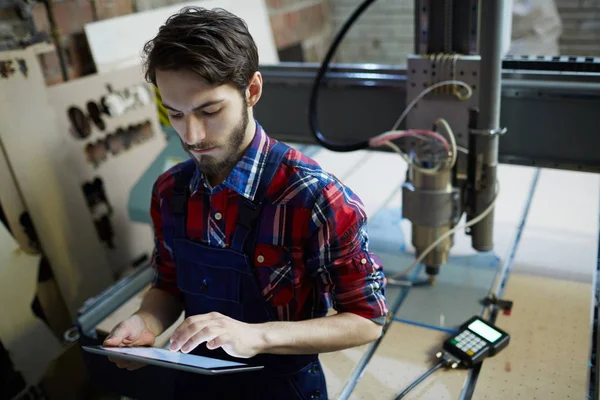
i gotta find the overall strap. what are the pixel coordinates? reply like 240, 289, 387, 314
230, 141, 290, 253
170, 159, 196, 240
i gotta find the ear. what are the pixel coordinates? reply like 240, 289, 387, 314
245, 71, 262, 108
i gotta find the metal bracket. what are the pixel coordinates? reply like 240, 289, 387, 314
480, 293, 514, 316
469, 127, 507, 136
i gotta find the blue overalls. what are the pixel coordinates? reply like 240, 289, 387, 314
168, 142, 327, 399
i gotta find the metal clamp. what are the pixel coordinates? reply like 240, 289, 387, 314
469, 127, 507, 136
480, 294, 514, 316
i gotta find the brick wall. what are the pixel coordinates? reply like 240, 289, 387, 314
32, 0, 134, 84
555, 0, 600, 56
29, 0, 331, 84
329, 0, 414, 65
264, 0, 334, 62
25, 0, 600, 84
328, 0, 600, 65
134, 0, 334, 61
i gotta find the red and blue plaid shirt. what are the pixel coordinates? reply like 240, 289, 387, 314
150, 122, 388, 324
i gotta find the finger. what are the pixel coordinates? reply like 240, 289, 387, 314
103, 325, 129, 347
180, 326, 224, 354
107, 355, 129, 367
104, 347, 155, 368
117, 362, 138, 369
206, 334, 232, 351
170, 313, 224, 341
169, 319, 204, 351
125, 361, 147, 371
186, 312, 224, 322
117, 360, 144, 370
170, 318, 222, 351
109, 358, 139, 369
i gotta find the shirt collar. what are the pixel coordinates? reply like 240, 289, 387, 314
189, 120, 273, 201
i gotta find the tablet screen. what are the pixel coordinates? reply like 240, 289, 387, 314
100, 346, 249, 369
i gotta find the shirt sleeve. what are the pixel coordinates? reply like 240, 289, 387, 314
150, 180, 183, 301
305, 179, 388, 325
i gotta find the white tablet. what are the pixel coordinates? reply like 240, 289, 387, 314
82, 345, 264, 375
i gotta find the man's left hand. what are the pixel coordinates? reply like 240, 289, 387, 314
168, 312, 265, 358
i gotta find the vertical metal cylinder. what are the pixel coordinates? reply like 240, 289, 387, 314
467, 0, 506, 252
479, 0, 504, 128
410, 167, 454, 275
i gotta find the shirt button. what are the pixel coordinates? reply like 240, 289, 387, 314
361, 258, 367, 265
214, 212, 222, 220
257, 255, 265, 263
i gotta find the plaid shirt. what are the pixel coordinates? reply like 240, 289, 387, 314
150, 122, 388, 324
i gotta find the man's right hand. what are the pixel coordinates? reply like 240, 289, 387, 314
103, 314, 157, 371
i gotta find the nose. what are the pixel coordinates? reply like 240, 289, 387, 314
183, 114, 205, 145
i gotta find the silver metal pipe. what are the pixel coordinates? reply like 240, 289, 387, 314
468, 0, 507, 251
478, 0, 504, 130
410, 168, 455, 274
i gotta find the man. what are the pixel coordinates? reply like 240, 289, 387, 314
103, 6, 388, 399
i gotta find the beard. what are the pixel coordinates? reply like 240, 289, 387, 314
183, 105, 249, 184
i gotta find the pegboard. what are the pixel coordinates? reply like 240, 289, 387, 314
473, 273, 592, 400
46, 65, 167, 276
0, 45, 166, 317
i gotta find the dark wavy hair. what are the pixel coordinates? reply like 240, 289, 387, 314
142, 6, 259, 92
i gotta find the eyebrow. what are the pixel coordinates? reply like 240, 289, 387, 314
161, 99, 225, 113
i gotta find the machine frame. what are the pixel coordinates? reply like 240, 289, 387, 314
253, 59, 600, 174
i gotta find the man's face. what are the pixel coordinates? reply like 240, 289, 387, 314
156, 69, 249, 182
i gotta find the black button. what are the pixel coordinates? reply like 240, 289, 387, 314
309, 365, 319, 374
310, 391, 321, 399
200, 279, 208, 293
